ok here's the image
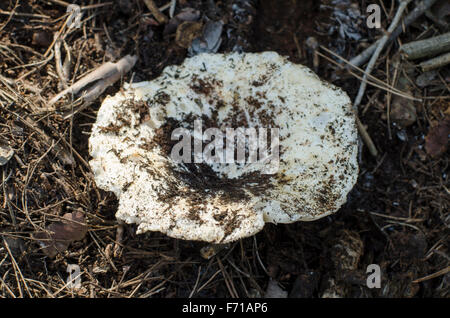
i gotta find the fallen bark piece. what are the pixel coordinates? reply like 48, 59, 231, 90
416, 70, 438, 87
400, 32, 450, 60
34, 211, 87, 258
89, 52, 359, 243
48, 55, 137, 109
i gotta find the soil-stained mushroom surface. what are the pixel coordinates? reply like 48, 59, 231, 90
89, 52, 359, 243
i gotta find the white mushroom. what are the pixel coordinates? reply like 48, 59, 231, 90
89, 52, 358, 243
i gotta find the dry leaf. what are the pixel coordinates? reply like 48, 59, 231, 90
189, 20, 223, 56
175, 21, 203, 48
35, 211, 87, 258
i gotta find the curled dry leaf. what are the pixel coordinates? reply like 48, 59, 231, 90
34, 211, 87, 258
425, 109, 450, 158
189, 20, 223, 55
175, 21, 203, 48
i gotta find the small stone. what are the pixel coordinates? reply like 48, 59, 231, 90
390, 97, 417, 127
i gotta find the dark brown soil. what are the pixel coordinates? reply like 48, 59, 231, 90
0, 0, 448, 298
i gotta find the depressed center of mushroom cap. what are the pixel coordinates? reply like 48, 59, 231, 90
89, 52, 359, 243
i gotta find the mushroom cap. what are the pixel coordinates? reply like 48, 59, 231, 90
89, 52, 358, 243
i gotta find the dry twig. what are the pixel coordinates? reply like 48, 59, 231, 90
349, 0, 439, 68
420, 52, 450, 71
352, 0, 412, 157
143, 0, 169, 24
354, 0, 412, 110
401, 31, 450, 60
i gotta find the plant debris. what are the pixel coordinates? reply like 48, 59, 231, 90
34, 211, 88, 258
175, 21, 203, 48
188, 20, 224, 55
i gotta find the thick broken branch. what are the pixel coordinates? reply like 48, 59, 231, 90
401, 32, 450, 60
420, 52, 450, 71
